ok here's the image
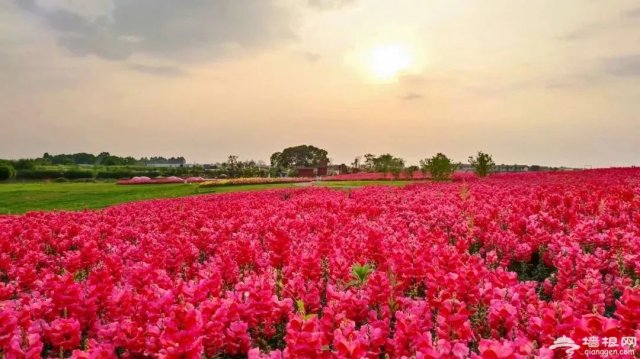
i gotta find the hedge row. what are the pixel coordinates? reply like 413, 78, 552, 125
5, 168, 273, 181
14, 169, 164, 180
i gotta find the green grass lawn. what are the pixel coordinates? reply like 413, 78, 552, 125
0, 182, 298, 214
0, 180, 423, 214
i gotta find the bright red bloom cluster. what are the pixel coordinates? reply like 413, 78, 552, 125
1, 168, 640, 358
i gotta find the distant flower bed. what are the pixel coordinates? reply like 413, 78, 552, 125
200, 177, 312, 187
323, 171, 428, 181
323, 171, 479, 182
117, 176, 191, 185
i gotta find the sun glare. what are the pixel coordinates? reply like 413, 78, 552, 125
369, 44, 412, 80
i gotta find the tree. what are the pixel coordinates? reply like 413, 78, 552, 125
71, 152, 97, 165
224, 155, 240, 177
270, 145, 329, 171
369, 154, 405, 179
0, 164, 15, 181
420, 153, 457, 181
13, 159, 36, 170
351, 156, 362, 171
362, 154, 376, 171
95, 152, 111, 165
468, 151, 495, 177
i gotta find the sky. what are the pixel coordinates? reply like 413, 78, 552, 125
1, 0, 639, 167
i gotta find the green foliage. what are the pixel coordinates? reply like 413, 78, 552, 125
63, 169, 94, 179
15, 168, 65, 180
270, 145, 329, 171
39, 152, 185, 166
420, 153, 458, 181
295, 299, 316, 320
95, 170, 134, 179
0, 182, 300, 214
12, 159, 36, 170
374, 154, 405, 179
362, 154, 376, 171
507, 250, 556, 282
468, 151, 495, 177
218, 155, 267, 178
0, 165, 16, 181
361, 153, 405, 179
349, 263, 373, 287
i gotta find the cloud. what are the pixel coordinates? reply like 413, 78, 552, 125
301, 51, 321, 62
558, 21, 615, 42
622, 7, 640, 19
545, 73, 602, 89
127, 64, 187, 77
17, 0, 295, 62
307, 0, 355, 10
603, 55, 640, 76
561, 6, 640, 42
560, 26, 601, 41
399, 93, 422, 101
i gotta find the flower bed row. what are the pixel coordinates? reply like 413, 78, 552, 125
324, 171, 478, 182
1, 168, 639, 357
117, 176, 207, 185
199, 177, 312, 187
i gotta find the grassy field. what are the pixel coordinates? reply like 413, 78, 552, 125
0, 182, 298, 214
0, 180, 420, 214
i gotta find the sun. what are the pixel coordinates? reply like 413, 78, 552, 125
368, 44, 413, 80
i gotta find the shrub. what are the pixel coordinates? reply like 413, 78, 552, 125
63, 169, 94, 179
0, 165, 16, 181
469, 151, 495, 177
95, 170, 134, 179
420, 153, 457, 181
15, 169, 64, 180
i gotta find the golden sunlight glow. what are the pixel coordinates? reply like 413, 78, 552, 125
368, 44, 413, 80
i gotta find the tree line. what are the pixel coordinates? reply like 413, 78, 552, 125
349, 151, 495, 180
0, 146, 500, 181
13, 152, 188, 167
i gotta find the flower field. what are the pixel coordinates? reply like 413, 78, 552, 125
1, 169, 640, 358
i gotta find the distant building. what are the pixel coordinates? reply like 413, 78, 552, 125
296, 160, 329, 177
297, 168, 315, 177
494, 164, 530, 172
327, 164, 348, 176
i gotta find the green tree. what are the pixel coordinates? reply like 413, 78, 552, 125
362, 154, 376, 171
420, 153, 457, 181
95, 152, 111, 165
0, 164, 16, 181
13, 159, 36, 170
370, 154, 405, 179
270, 145, 329, 172
468, 151, 495, 177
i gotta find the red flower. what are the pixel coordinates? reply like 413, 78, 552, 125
47, 317, 81, 350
